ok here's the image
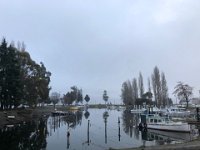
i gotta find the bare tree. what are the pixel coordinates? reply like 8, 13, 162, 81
173, 82, 193, 108
50, 92, 60, 109
138, 72, 144, 98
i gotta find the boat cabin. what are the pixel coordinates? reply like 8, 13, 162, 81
140, 114, 170, 124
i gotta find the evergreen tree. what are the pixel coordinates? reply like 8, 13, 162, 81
121, 80, 133, 105
64, 92, 74, 105
6, 45, 21, 108
76, 89, 83, 104
36, 62, 51, 104
0, 38, 51, 109
63, 86, 83, 105
84, 94, 90, 104
103, 90, 109, 104
0, 38, 8, 109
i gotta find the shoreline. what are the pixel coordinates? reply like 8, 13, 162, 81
0, 106, 55, 129
109, 137, 200, 150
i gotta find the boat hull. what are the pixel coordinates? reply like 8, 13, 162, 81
147, 129, 192, 140
147, 123, 190, 133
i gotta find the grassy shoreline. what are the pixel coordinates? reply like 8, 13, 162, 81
0, 106, 57, 128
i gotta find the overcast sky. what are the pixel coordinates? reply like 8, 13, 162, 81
0, 0, 200, 104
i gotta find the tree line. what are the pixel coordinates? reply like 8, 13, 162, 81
50, 88, 110, 106
63, 86, 84, 105
121, 66, 171, 107
0, 38, 51, 109
50, 86, 91, 106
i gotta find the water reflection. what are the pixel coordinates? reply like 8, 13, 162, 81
103, 111, 109, 144
48, 110, 83, 149
84, 111, 90, 119
87, 120, 91, 145
118, 117, 121, 141
0, 109, 198, 150
122, 110, 136, 138
49, 110, 83, 132
0, 118, 47, 150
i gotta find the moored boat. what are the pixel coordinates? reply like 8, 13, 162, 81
164, 106, 190, 117
139, 114, 191, 132
131, 108, 146, 113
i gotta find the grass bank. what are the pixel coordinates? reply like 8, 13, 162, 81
0, 106, 63, 128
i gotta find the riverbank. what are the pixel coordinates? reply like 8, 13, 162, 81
0, 106, 57, 128
109, 137, 200, 150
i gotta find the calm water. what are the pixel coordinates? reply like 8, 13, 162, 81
0, 108, 197, 150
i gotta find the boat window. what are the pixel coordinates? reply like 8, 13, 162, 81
154, 119, 157, 123
150, 119, 153, 122
158, 120, 161, 122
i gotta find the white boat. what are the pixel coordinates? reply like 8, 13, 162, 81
139, 114, 191, 132
131, 108, 146, 113
147, 129, 193, 141
164, 106, 190, 117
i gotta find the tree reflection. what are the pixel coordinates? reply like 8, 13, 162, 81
103, 111, 109, 144
49, 111, 83, 149
64, 111, 83, 129
84, 111, 90, 119
0, 118, 47, 150
50, 111, 83, 131
122, 110, 136, 138
118, 117, 121, 141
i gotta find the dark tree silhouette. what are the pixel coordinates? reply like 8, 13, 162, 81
103, 90, 109, 104
84, 94, 90, 104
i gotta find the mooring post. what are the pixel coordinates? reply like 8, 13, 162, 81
87, 120, 90, 145
118, 117, 121, 141
105, 117, 107, 144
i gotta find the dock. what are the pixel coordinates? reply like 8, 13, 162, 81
187, 121, 200, 125
51, 111, 69, 116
